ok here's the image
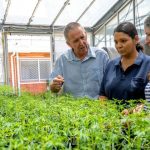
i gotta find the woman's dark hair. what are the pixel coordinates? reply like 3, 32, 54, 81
114, 22, 143, 51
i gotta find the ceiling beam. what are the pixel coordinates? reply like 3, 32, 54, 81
27, 0, 42, 25
0, 23, 92, 34
2, 24, 53, 34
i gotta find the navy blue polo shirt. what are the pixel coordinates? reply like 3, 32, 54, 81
100, 51, 150, 100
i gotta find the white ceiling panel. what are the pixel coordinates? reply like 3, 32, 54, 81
54, 0, 94, 26
0, 0, 120, 28
5, 0, 38, 24
79, 0, 119, 27
31, 0, 67, 25
0, 0, 8, 23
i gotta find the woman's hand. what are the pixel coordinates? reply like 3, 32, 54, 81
99, 96, 108, 101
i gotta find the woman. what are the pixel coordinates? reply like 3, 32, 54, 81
99, 22, 150, 114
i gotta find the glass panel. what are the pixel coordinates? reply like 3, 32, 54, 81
135, 0, 150, 54
106, 16, 118, 47
119, 1, 133, 23
0, 0, 120, 27
20, 60, 38, 81
95, 26, 105, 48
40, 60, 50, 80
5, 0, 38, 24
135, 0, 149, 38
0, 57, 4, 84
55, 0, 93, 26
79, 0, 119, 27
54, 34, 69, 60
7, 35, 50, 52
0, 32, 4, 84
0, 0, 8, 23
0, 32, 3, 55
87, 33, 92, 45
31, 0, 66, 25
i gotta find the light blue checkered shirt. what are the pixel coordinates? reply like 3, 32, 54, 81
50, 47, 109, 99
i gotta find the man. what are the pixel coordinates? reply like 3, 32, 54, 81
143, 15, 150, 55
144, 15, 150, 46
49, 22, 109, 99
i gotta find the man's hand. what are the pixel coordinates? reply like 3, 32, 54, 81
50, 75, 64, 93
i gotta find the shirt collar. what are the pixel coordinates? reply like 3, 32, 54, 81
114, 50, 144, 66
65, 47, 96, 62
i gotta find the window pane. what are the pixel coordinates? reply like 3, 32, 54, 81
6, 0, 38, 24
54, 34, 69, 60
135, 0, 150, 38
40, 60, 50, 80
0, 32, 4, 84
0, 57, 4, 84
0, 0, 8, 23
20, 60, 38, 81
7, 35, 50, 52
95, 26, 105, 48
79, 0, 119, 27
106, 16, 118, 47
31, 0, 66, 25
55, 0, 93, 26
119, 2, 133, 23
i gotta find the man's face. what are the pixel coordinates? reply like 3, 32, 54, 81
145, 26, 150, 46
66, 26, 89, 59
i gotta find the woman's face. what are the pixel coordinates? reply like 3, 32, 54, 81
144, 26, 150, 46
114, 32, 138, 57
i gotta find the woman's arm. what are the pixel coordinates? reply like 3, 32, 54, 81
99, 96, 108, 101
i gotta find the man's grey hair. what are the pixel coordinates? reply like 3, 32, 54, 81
144, 15, 150, 28
64, 22, 85, 40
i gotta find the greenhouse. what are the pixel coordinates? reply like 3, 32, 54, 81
0, 0, 150, 149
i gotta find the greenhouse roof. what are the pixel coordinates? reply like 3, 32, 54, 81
0, 0, 123, 34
